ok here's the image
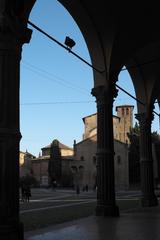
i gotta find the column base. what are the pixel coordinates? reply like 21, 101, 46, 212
95, 204, 119, 217
0, 222, 24, 240
141, 195, 158, 207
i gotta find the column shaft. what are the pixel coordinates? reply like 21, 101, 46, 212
92, 85, 119, 216
136, 113, 158, 207
0, 43, 24, 239
0, 3, 32, 239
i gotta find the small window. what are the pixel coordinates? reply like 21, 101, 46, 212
79, 166, 84, 170
126, 108, 129, 115
80, 156, 84, 161
71, 166, 77, 173
93, 156, 96, 164
117, 155, 121, 164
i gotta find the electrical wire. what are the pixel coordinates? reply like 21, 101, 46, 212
27, 20, 160, 118
28, 21, 103, 73
21, 62, 89, 95
21, 100, 94, 106
22, 61, 89, 93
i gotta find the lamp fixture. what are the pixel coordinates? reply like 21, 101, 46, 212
64, 36, 76, 51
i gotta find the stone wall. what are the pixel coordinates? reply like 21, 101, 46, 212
114, 140, 129, 190
31, 158, 49, 186
74, 135, 129, 190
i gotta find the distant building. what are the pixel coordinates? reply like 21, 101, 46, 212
82, 105, 134, 144
30, 105, 134, 190
31, 140, 74, 186
19, 150, 36, 177
19, 151, 26, 166
71, 105, 134, 190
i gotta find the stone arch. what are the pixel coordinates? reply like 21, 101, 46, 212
1, 2, 160, 239
24, 1, 116, 88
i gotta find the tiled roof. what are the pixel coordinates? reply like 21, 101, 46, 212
41, 140, 73, 151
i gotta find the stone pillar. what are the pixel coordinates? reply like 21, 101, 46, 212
136, 113, 158, 207
92, 85, 119, 216
0, 11, 32, 240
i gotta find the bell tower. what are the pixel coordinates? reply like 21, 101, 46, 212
116, 105, 134, 144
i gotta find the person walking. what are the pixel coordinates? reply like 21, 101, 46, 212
76, 185, 80, 195
21, 184, 25, 202
25, 184, 31, 202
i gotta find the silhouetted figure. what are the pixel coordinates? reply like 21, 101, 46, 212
24, 185, 31, 202
93, 184, 97, 191
76, 185, 80, 195
85, 184, 88, 192
52, 180, 57, 191
21, 184, 26, 202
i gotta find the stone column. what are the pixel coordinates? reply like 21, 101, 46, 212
136, 113, 158, 207
92, 85, 119, 216
0, 13, 32, 240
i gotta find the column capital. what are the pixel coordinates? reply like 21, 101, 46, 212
0, 11, 32, 48
91, 85, 107, 97
135, 112, 154, 127
91, 84, 118, 104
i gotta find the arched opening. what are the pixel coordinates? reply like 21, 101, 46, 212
20, 0, 95, 156
152, 100, 160, 189
1, 1, 160, 239
21, 1, 160, 226
114, 69, 139, 191
20, 0, 97, 233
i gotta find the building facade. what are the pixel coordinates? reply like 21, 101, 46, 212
82, 105, 134, 144
19, 151, 36, 178
30, 105, 134, 190
72, 105, 134, 190
31, 140, 74, 186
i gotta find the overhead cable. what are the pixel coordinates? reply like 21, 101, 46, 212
28, 21, 102, 73
27, 20, 160, 118
21, 101, 94, 106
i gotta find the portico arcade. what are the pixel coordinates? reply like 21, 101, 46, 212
0, 1, 160, 239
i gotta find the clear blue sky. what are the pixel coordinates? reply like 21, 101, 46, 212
20, 0, 160, 156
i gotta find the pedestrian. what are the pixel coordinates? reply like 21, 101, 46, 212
52, 180, 57, 191
93, 183, 97, 191
25, 184, 31, 202
85, 184, 88, 192
76, 185, 80, 195
21, 184, 25, 202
